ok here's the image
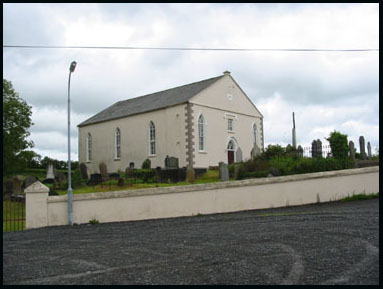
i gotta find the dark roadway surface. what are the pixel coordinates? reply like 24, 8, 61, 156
3, 199, 379, 285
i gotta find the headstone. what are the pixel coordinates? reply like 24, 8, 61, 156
359, 136, 366, 159
219, 162, 229, 182
129, 162, 135, 169
11, 177, 22, 194
297, 145, 303, 158
236, 147, 243, 163
269, 167, 280, 176
233, 164, 241, 180
79, 163, 89, 180
46, 163, 55, 180
54, 172, 67, 188
316, 139, 322, 157
311, 140, 317, 158
367, 142, 372, 159
125, 167, 135, 178
4, 179, 14, 195
155, 166, 162, 182
23, 175, 38, 189
117, 178, 124, 187
88, 174, 102, 186
349, 141, 355, 160
165, 156, 179, 169
99, 162, 109, 181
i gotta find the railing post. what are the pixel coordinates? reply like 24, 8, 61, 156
25, 181, 49, 229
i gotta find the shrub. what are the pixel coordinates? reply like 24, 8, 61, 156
71, 168, 85, 189
326, 130, 349, 159
261, 144, 285, 160
141, 158, 151, 169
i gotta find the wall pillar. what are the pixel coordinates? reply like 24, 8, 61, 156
25, 181, 49, 229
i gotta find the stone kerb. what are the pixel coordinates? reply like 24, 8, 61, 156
25, 181, 49, 229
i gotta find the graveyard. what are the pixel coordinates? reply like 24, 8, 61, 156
3, 134, 379, 199
3, 133, 379, 232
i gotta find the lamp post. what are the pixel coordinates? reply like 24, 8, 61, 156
68, 61, 77, 225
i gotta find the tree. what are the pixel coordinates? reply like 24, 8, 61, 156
326, 130, 349, 159
3, 79, 34, 176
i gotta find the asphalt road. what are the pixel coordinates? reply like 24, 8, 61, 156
3, 198, 379, 285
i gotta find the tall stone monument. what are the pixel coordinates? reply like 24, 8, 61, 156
46, 163, 55, 180
359, 136, 366, 159
349, 141, 355, 160
292, 112, 297, 149
367, 142, 372, 159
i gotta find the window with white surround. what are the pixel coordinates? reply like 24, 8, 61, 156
198, 114, 205, 151
228, 118, 234, 131
115, 128, 121, 159
86, 133, 92, 162
149, 121, 156, 155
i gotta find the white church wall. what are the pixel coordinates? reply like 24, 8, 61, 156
78, 104, 187, 174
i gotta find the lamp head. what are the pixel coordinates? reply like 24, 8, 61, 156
69, 61, 77, 73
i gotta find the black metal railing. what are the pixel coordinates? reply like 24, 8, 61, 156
3, 194, 26, 232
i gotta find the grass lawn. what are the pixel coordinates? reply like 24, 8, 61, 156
56, 170, 221, 195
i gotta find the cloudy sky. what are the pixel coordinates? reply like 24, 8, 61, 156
3, 3, 379, 161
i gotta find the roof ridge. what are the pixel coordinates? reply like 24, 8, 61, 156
118, 74, 224, 104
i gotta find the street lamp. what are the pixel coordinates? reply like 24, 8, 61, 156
68, 61, 77, 225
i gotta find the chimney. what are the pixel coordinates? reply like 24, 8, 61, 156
223, 70, 231, 76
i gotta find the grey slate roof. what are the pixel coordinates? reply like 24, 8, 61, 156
78, 75, 224, 127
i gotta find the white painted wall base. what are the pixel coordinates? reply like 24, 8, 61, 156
25, 167, 379, 229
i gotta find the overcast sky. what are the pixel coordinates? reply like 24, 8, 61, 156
3, 3, 379, 161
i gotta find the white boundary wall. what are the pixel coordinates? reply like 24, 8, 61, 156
25, 167, 379, 229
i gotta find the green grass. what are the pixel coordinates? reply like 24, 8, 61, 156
3, 200, 25, 232
55, 170, 221, 195
339, 192, 379, 202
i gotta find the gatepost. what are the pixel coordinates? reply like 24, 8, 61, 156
25, 181, 49, 229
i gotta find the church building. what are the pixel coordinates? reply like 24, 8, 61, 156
78, 71, 264, 173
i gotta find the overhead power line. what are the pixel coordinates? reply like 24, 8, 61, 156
2, 45, 379, 52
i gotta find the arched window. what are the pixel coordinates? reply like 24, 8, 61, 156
86, 133, 92, 162
227, 139, 235, 150
253, 123, 257, 145
198, 114, 205, 151
115, 128, 121, 159
149, 121, 156, 155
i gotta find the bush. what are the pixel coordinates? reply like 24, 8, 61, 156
133, 169, 155, 183
261, 144, 285, 160
326, 130, 349, 159
71, 168, 85, 189
141, 159, 151, 169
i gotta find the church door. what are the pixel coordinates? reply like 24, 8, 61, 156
228, 151, 234, 164
227, 139, 235, 164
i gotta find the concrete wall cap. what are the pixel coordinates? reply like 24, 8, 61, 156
47, 166, 379, 203
24, 181, 49, 194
